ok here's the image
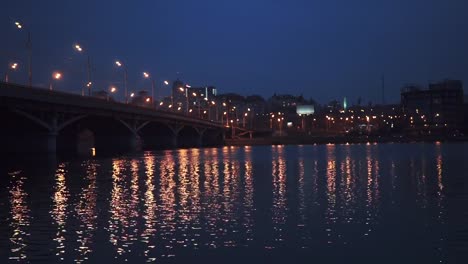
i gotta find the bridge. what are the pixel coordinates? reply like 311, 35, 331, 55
0, 82, 227, 155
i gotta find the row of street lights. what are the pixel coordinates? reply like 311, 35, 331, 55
7, 21, 251, 127
6, 21, 172, 102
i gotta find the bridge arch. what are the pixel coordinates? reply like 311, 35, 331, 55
58, 115, 141, 154
177, 126, 204, 148
138, 121, 179, 150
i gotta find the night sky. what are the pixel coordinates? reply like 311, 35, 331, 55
1, 0, 468, 104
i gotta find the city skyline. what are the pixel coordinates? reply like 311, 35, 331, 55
1, 0, 468, 104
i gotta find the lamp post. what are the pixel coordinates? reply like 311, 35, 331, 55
223, 102, 229, 126
247, 107, 252, 129
108, 86, 117, 101
49, 71, 62, 91
5, 62, 19, 83
211, 100, 217, 121
162, 80, 172, 107
14, 21, 32, 87
222, 111, 227, 125
115, 60, 128, 103
178, 86, 187, 114
278, 117, 283, 136
190, 91, 198, 116
243, 112, 248, 128
74, 43, 92, 96
143, 72, 155, 107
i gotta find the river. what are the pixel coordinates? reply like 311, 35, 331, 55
0, 143, 467, 263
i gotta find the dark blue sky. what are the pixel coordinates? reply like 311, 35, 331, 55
1, 0, 468, 104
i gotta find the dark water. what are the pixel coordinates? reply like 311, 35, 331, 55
1, 143, 467, 263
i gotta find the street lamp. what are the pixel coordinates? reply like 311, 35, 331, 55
211, 100, 217, 121
74, 43, 92, 96
243, 112, 248, 128
143, 72, 155, 107
49, 71, 62, 90
108, 86, 117, 101
178, 85, 191, 115
222, 111, 227, 126
115, 60, 128, 103
14, 21, 32, 87
5, 62, 19, 83
161, 80, 172, 107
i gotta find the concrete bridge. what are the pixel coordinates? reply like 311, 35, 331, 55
0, 82, 226, 155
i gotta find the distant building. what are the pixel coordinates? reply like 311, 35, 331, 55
268, 94, 307, 113
245, 95, 267, 115
169, 79, 217, 114
189, 86, 217, 101
401, 79, 464, 132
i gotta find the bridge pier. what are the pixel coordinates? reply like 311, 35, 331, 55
196, 134, 203, 147
46, 133, 58, 153
171, 135, 178, 148
195, 127, 206, 148
128, 134, 142, 152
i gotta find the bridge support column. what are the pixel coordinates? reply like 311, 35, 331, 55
128, 134, 142, 152
167, 124, 183, 149
171, 135, 178, 148
195, 127, 206, 148
46, 133, 58, 153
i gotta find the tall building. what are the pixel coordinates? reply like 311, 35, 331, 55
401, 79, 464, 131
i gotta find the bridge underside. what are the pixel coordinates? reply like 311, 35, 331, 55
0, 106, 226, 156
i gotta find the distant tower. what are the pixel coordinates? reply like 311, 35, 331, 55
343, 97, 348, 110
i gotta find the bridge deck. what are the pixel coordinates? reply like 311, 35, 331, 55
0, 82, 225, 129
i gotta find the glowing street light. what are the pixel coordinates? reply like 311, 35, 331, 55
14, 20, 32, 87
143, 71, 155, 107
49, 71, 62, 90
242, 112, 249, 127
5, 62, 19, 83
115, 60, 128, 103
177, 86, 190, 115
107, 86, 117, 101
161, 80, 172, 107
74, 44, 82, 52
74, 43, 92, 96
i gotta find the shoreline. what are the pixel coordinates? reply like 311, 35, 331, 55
225, 135, 468, 146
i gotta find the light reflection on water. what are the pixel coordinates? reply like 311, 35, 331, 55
51, 164, 69, 261
8, 170, 30, 261
1, 143, 464, 263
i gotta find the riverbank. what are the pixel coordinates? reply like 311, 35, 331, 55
225, 135, 468, 146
